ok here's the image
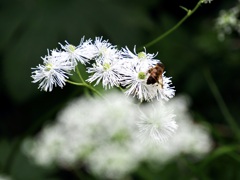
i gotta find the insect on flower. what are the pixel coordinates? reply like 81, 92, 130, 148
146, 62, 165, 88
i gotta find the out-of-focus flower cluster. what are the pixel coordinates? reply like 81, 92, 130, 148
215, 1, 240, 40
23, 91, 212, 179
31, 37, 175, 102
0, 175, 11, 180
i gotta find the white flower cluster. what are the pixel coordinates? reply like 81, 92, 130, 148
215, 3, 240, 40
31, 37, 175, 102
23, 91, 212, 179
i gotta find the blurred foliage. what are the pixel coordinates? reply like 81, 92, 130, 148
1, 0, 240, 179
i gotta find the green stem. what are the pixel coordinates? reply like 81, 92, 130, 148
67, 80, 104, 98
140, 0, 203, 50
76, 66, 85, 83
69, 66, 105, 98
67, 80, 85, 86
203, 68, 240, 141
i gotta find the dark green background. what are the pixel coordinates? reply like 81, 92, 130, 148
1, 0, 240, 179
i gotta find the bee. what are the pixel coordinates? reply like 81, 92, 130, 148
146, 62, 165, 88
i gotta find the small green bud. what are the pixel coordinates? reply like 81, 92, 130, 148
68, 44, 76, 52
103, 62, 111, 71
137, 52, 146, 59
138, 71, 146, 80
45, 63, 53, 71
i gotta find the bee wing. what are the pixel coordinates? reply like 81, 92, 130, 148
157, 62, 165, 71
147, 76, 157, 84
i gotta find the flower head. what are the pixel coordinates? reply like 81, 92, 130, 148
31, 50, 74, 92
23, 92, 213, 179
86, 37, 124, 89
120, 62, 156, 101
59, 37, 94, 65
215, 6, 240, 40
155, 72, 175, 101
91, 37, 119, 60
86, 57, 123, 89
121, 46, 158, 68
137, 101, 178, 143
86, 143, 139, 179
31, 36, 176, 96
120, 47, 175, 102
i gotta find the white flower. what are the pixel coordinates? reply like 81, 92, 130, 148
59, 37, 93, 65
137, 101, 178, 143
120, 47, 175, 102
24, 125, 66, 166
91, 37, 120, 60
31, 50, 74, 92
155, 72, 175, 101
120, 47, 159, 101
86, 143, 139, 179
215, 6, 240, 40
120, 62, 157, 102
23, 92, 139, 167
121, 46, 158, 68
86, 57, 124, 89
85, 37, 126, 89
23, 92, 213, 179
141, 96, 213, 164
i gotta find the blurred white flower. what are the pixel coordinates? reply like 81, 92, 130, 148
215, 5, 240, 40
24, 125, 66, 166
24, 92, 139, 170
142, 96, 213, 164
31, 50, 74, 92
86, 143, 139, 179
0, 175, 11, 180
138, 101, 178, 143
23, 92, 212, 179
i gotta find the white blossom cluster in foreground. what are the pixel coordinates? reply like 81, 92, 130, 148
23, 91, 212, 179
31, 37, 175, 102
